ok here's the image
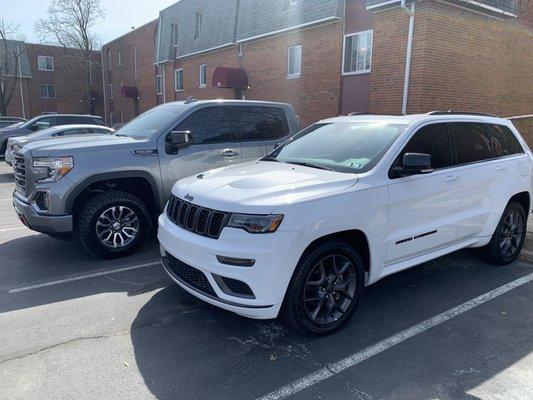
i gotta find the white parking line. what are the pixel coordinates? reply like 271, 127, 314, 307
8, 261, 162, 293
256, 272, 533, 400
0, 226, 25, 232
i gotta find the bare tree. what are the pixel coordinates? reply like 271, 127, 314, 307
35, 0, 104, 114
0, 20, 26, 116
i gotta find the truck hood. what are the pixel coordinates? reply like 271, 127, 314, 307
25, 134, 139, 156
173, 161, 359, 214
14, 133, 107, 146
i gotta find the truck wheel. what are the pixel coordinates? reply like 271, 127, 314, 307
484, 201, 526, 265
77, 191, 152, 259
282, 240, 365, 335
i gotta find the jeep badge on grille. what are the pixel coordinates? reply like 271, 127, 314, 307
184, 193, 194, 202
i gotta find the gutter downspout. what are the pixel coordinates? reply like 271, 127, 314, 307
101, 47, 107, 124
401, 0, 415, 115
16, 45, 26, 119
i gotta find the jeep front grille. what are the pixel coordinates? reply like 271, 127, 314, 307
12, 152, 26, 196
166, 194, 229, 239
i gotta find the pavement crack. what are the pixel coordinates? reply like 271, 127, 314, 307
0, 334, 110, 365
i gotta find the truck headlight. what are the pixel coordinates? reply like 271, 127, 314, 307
32, 156, 74, 182
227, 214, 283, 234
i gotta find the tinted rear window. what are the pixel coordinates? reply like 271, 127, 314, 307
489, 124, 523, 157
453, 123, 491, 165
234, 106, 288, 141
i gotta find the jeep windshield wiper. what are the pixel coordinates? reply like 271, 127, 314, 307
261, 156, 280, 162
285, 161, 334, 171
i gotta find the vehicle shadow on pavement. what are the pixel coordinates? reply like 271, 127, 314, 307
0, 233, 163, 313
131, 251, 533, 400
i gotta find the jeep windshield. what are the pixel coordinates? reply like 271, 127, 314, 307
114, 105, 189, 139
264, 122, 407, 173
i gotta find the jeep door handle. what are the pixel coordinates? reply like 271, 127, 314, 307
220, 149, 239, 157
444, 175, 460, 182
494, 165, 507, 172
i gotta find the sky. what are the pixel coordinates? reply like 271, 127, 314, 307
2, 0, 177, 45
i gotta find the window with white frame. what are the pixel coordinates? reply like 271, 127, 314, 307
287, 45, 302, 78
175, 68, 184, 92
107, 48, 112, 70
133, 45, 137, 78
39, 84, 55, 99
343, 30, 373, 74
108, 84, 114, 99
110, 112, 115, 125
37, 56, 54, 71
118, 50, 122, 66
199, 64, 206, 88
195, 12, 202, 39
156, 74, 163, 94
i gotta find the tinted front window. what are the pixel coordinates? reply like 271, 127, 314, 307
394, 123, 451, 170
32, 116, 56, 129
175, 106, 238, 144
116, 106, 187, 138
268, 122, 406, 173
57, 116, 83, 125
234, 106, 288, 141
453, 123, 491, 165
489, 124, 523, 157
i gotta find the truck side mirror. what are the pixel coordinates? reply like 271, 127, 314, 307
169, 130, 192, 148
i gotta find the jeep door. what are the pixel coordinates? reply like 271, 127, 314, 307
386, 123, 461, 265
236, 106, 291, 162
158, 105, 243, 199
451, 122, 527, 240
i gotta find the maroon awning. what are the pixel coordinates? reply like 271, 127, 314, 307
121, 86, 139, 98
212, 67, 248, 89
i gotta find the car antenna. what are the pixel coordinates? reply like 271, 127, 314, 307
184, 96, 197, 104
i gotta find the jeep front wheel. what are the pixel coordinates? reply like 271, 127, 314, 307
77, 191, 152, 258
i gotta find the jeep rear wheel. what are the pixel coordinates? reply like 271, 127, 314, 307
485, 202, 526, 265
283, 240, 365, 335
77, 191, 152, 259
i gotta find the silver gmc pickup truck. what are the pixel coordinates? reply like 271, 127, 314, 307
12, 99, 299, 258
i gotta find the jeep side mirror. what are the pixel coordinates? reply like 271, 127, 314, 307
169, 130, 191, 148
402, 153, 433, 175
29, 124, 40, 132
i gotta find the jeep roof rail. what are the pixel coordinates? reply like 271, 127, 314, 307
426, 110, 498, 117
347, 112, 371, 116
184, 96, 198, 104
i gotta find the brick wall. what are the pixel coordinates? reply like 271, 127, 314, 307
369, 0, 533, 117
4, 77, 31, 118
102, 20, 158, 124
5, 45, 102, 118
165, 21, 343, 128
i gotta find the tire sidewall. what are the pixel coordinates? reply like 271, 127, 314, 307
78, 192, 151, 258
289, 242, 365, 335
491, 202, 527, 264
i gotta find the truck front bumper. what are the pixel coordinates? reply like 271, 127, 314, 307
13, 193, 73, 234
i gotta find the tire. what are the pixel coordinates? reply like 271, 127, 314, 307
282, 240, 365, 335
77, 191, 152, 259
484, 201, 527, 265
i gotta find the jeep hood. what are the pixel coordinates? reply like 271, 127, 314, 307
25, 135, 138, 156
173, 161, 358, 214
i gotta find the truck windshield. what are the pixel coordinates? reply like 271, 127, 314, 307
114, 105, 188, 139
264, 122, 407, 173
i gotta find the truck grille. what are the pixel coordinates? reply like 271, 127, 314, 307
12, 152, 26, 196
162, 253, 217, 297
166, 194, 229, 239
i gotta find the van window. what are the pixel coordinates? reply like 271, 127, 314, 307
234, 106, 288, 141
175, 106, 237, 144
452, 123, 491, 165
489, 124, 523, 157
393, 123, 452, 171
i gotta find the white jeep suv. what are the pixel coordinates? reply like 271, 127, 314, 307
158, 112, 532, 335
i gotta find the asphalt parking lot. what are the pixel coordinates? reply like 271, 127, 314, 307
0, 161, 532, 400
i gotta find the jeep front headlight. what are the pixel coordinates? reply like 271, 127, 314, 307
32, 156, 74, 183
227, 214, 284, 234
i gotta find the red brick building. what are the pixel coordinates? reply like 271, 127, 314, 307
3, 42, 103, 118
101, 0, 533, 129
101, 20, 159, 125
